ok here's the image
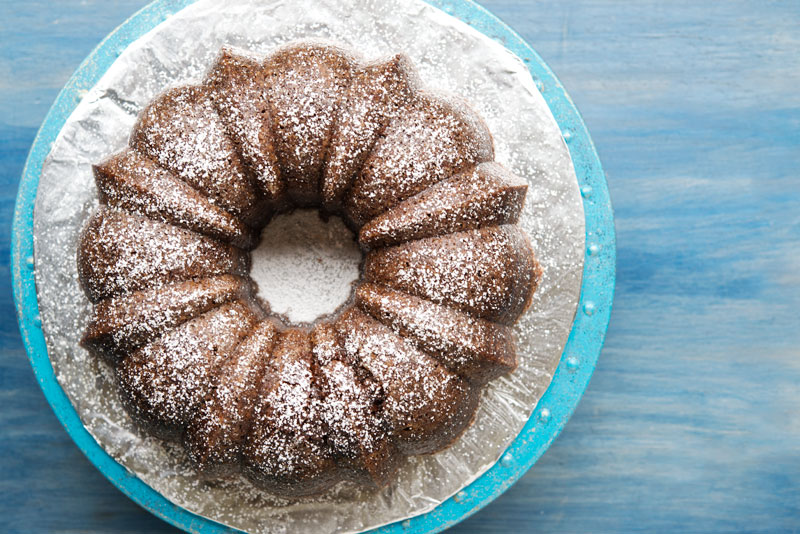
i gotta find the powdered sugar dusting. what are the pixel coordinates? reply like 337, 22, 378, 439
359, 161, 527, 249
206, 48, 283, 201
185, 320, 277, 475
250, 210, 361, 324
78, 208, 247, 302
364, 225, 536, 323
117, 301, 257, 437
355, 283, 516, 385
263, 42, 357, 204
323, 54, 418, 207
132, 85, 263, 224
97, 149, 256, 248
345, 92, 494, 226
337, 310, 477, 454
84, 274, 247, 361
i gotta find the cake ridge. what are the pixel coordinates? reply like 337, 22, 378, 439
116, 300, 259, 440
363, 224, 538, 325
94, 148, 258, 249
355, 282, 518, 386
82, 274, 251, 365
358, 160, 528, 249
205, 46, 284, 209
321, 51, 420, 212
334, 308, 480, 456
343, 88, 495, 227
311, 323, 402, 487
184, 318, 276, 478
242, 328, 344, 496
260, 41, 360, 207
77, 207, 249, 303
130, 85, 267, 228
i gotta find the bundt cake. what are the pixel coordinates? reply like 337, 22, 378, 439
77, 41, 543, 497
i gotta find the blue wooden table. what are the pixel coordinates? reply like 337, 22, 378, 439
2, 1, 799, 532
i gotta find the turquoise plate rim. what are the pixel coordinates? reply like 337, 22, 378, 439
10, 0, 616, 532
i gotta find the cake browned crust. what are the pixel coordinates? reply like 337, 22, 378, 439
116, 301, 259, 440
94, 149, 257, 248
131, 85, 267, 227
343, 92, 494, 227
363, 225, 540, 325
205, 48, 283, 204
335, 309, 479, 456
77, 208, 249, 303
322, 53, 418, 210
242, 329, 343, 496
77, 41, 543, 496
261, 43, 358, 206
184, 319, 277, 478
355, 283, 517, 386
83, 274, 250, 365
312, 324, 402, 488
359, 161, 528, 249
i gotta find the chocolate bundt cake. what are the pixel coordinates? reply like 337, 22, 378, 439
77, 41, 543, 497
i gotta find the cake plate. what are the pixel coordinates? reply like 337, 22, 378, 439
11, 0, 615, 532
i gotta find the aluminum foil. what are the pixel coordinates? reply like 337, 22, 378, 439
33, 0, 585, 532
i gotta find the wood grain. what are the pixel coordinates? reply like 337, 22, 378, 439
1, 0, 799, 532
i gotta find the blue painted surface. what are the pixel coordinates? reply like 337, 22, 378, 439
2, 1, 799, 533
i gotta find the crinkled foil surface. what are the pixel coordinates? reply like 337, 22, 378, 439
33, 0, 585, 532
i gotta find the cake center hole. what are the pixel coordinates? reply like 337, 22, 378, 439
250, 210, 362, 325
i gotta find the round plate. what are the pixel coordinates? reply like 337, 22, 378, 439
11, 0, 615, 532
